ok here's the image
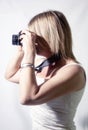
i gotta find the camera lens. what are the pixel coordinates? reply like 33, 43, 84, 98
12, 34, 22, 45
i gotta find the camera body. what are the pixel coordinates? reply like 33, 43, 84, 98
12, 34, 22, 46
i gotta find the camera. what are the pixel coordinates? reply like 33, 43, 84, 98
12, 32, 22, 46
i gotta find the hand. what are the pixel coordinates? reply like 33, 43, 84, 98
19, 30, 36, 56
19, 30, 37, 64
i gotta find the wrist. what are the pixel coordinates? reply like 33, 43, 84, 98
22, 53, 35, 64
21, 63, 34, 69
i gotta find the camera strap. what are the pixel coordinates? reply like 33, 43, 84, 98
35, 53, 61, 72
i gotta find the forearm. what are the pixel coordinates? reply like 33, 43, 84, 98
15, 30, 39, 104
19, 53, 38, 104
5, 50, 24, 79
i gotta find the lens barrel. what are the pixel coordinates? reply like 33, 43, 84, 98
12, 34, 22, 45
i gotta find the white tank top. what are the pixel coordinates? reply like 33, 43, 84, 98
30, 63, 85, 130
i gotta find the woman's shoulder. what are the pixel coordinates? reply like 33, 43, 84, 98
59, 62, 85, 75
56, 61, 85, 77
55, 62, 86, 87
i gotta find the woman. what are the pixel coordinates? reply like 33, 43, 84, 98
5, 10, 86, 130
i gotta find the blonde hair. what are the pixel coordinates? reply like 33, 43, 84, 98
28, 10, 76, 61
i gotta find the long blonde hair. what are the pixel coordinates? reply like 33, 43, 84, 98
28, 10, 76, 61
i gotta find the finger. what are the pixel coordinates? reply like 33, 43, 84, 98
19, 30, 22, 36
19, 33, 26, 40
19, 29, 37, 46
21, 29, 36, 37
20, 29, 30, 35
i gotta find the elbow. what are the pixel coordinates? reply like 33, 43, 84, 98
4, 73, 11, 81
4, 73, 10, 80
20, 97, 30, 105
19, 93, 40, 105
19, 95, 34, 105
4, 70, 11, 80
19, 87, 40, 105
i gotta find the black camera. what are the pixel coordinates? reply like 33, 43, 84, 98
12, 32, 22, 45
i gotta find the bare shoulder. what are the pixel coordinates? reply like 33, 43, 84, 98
52, 63, 86, 91
56, 63, 85, 76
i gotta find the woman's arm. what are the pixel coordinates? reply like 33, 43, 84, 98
19, 63, 86, 105
4, 46, 24, 83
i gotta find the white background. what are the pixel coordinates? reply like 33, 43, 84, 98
0, 0, 88, 130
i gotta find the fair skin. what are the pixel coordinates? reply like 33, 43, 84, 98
5, 30, 86, 105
